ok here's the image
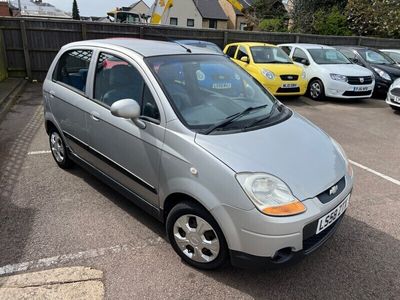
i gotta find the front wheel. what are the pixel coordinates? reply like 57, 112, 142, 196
49, 129, 73, 169
309, 79, 325, 101
166, 202, 228, 270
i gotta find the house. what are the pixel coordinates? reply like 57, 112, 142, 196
0, 0, 11, 16
218, 0, 254, 30
129, 0, 150, 16
163, 0, 228, 29
9, 0, 71, 19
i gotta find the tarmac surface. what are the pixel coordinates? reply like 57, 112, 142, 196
0, 82, 399, 299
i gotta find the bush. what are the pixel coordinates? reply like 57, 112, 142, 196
312, 6, 352, 36
259, 18, 288, 32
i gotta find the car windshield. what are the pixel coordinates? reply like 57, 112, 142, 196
185, 43, 223, 54
250, 46, 293, 64
359, 49, 395, 65
146, 55, 281, 133
308, 49, 351, 64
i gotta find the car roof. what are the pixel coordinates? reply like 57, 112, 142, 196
63, 38, 221, 57
279, 43, 335, 50
226, 42, 277, 47
334, 46, 379, 51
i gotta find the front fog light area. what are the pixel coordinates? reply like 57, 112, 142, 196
236, 173, 306, 217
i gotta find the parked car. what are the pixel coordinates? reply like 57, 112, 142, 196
279, 44, 375, 101
380, 49, 400, 66
175, 39, 223, 54
44, 38, 354, 270
386, 78, 400, 111
335, 46, 400, 95
223, 42, 308, 96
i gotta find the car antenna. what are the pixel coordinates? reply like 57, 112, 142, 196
167, 37, 192, 53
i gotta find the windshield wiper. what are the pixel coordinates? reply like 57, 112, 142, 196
243, 101, 280, 130
203, 104, 268, 135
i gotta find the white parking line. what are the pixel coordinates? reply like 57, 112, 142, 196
349, 160, 400, 186
0, 237, 164, 276
27, 150, 51, 155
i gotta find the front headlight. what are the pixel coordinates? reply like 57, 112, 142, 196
330, 73, 348, 82
330, 138, 353, 178
236, 173, 306, 216
373, 67, 391, 81
261, 69, 275, 80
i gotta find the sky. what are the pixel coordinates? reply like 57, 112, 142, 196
45, 0, 154, 17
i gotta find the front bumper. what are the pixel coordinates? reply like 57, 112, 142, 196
386, 91, 400, 108
325, 80, 374, 99
211, 175, 353, 268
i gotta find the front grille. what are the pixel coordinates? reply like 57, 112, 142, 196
390, 88, 400, 97
302, 215, 344, 254
317, 177, 346, 204
280, 75, 299, 81
347, 76, 373, 85
276, 87, 300, 93
343, 90, 372, 96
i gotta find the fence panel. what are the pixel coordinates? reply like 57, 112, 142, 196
0, 17, 399, 81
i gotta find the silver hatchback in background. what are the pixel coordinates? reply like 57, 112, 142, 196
43, 38, 354, 269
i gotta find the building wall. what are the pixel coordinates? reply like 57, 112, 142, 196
217, 0, 236, 29
164, 0, 202, 28
0, 2, 11, 17
236, 15, 247, 31
129, 1, 149, 16
201, 19, 227, 30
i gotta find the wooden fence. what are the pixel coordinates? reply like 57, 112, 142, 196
1, 17, 399, 81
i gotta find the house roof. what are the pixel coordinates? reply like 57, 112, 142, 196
9, 0, 71, 18
193, 0, 228, 20
130, 0, 149, 9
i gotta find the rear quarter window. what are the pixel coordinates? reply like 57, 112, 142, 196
226, 45, 238, 58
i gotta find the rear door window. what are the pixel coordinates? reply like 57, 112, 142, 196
53, 49, 92, 93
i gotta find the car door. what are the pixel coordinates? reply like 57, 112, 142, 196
234, 45, 251, 69
83, 50, 164, 207
46, 47, 94, 162
292, 48, 311, 80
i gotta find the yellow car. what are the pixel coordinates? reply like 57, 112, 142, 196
223, 42, 308, 96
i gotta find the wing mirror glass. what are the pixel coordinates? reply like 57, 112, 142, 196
301, 59, 310, 66
240, 56, 249, 63
110, 99, 146, 129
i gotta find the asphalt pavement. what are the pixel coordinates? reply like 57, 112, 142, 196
0, 83, 399, 299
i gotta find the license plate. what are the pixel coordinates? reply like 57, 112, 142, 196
316, 194, 350, 234
282, 83, 298, 88
393, 97, 400, 104
353, 86, 370, 92
212, 83, 231, 89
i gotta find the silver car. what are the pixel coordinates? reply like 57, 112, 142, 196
43, 38, 354, 270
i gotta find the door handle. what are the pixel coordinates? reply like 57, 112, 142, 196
49, 90, 55, 98
90, 111, 100, 121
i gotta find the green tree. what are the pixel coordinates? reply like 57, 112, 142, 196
312, 6, 352, 35
253, 0, 288, 19
72, 0, 80, 20
259, 18, 288, 32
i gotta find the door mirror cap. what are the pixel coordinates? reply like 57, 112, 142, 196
110, 99, 146, 129
352, 58, 359, 64
301, 59, 310, 66
240, 56, 249, 63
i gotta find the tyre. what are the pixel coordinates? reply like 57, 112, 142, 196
390, 105, 400, 111
309, 79, 325, 101
49, 128, 73, 169
166, 202, 228, 270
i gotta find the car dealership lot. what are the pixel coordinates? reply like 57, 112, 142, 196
0, 83, 399, 299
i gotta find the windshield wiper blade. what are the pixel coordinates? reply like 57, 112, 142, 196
203, 104, 268, 135
243, 101, 280, 130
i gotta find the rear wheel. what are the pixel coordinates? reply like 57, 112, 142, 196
49, 129, 72, 169
309, 79, 325, 101
166, 202, 228, 270
390, 105, 400, 111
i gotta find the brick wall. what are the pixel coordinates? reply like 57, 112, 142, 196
0, 2, 10, 17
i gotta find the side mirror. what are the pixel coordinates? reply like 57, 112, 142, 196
240, 56, 249, 63
110, 99, 146, 129
352, 58, 359, 64
301, 59, 310, 66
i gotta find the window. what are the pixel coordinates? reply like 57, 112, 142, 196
358, 49, 395, 65
239, 23, 247, 31
292, 48, 308, 64
386, 52, 400, 64
250, 46, 292, 64
209, 19, 217, 29
226, 45, 238, 58
187, 19, 194, 27
170, 17, 178, 25
338, 49, 356, 60
280, 46, 292, 56
94, 52, 160, 120
236, 46, 248, 60
308, 49, 351, 65
53, 49, 92, 92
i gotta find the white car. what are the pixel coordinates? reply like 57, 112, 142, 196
380, 49, 400, 66
386, 78, 400, 111
279, 44, 375, 100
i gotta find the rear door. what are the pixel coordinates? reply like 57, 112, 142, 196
46, 47, 94, 161
83, 50, 165, 207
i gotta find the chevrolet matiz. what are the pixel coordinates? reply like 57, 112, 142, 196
43, 38, 354, 270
